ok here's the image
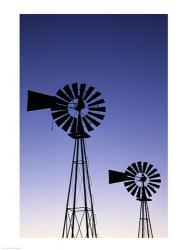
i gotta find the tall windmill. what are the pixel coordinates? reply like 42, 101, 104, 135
109, 161, 161, 238
27, 82, 106, 238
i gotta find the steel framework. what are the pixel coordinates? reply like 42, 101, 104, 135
138, 200, 153, 238
62, 138, 97, 238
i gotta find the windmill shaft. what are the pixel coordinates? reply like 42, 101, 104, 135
62, 138, 97, 238
138, 201, 153, 238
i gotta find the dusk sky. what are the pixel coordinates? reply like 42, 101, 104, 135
20, 14, 167, 237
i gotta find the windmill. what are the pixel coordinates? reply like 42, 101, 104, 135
109, 161, 161, 238
27, 82, 106, 238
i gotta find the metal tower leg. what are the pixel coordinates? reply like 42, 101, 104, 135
62, 138, 97, 238
138, 201, 153, 238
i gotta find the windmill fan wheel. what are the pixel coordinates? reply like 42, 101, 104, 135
124, 161, 161, 201
51, 83, 106, 139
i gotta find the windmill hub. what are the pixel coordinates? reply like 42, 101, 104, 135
135, 173, 149, 187
75, 97, 85, 111
140, 175, 147, 182
140, 174, 147, 183
68, 98, 89, 117
69, 98, 88, 114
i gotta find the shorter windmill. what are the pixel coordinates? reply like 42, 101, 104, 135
109, 161, 161, 238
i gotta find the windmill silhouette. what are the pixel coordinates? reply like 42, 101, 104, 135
27, 82, 106, 238
109, 161, 161, 238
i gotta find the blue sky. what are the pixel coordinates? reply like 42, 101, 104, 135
20, 14, 167, 237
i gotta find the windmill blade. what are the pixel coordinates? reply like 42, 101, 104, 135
62, 116, 73, 132
131, 185, 139, 196
72, 82, 78, 98
63, 85, 74, 100
144, 186, 152, 197
52, 110, 68, 120
137, 161, 143, 173
148, 182, 160, 189
142, 162, 148, 173
108, 170, 127, 184
70, 118, 78, 134
27, 90, 54, 111
89, 107, 106, 112
131, 162, 140, 173
124, 180, 135, 187
149, 173, 160, 179
87, 91, 102, 103
55, 114, 70, 127
80, 83, 86, 98
149, 179, 161, 183
147, 184, 156, 194
125, 170, 135, 178
145, 164, 153, 174
82, 117, 94, 131
85, 115, 101, 127
147, 168, 157, 177
127, 183, 136, 192
127, 166, 137, 176
53, 96, 69, 106
124, 176, 135, 181
51, 104, 68, 111
84, 86, 95, 100
56, 89, 71, 102
88, 112, 105, 120
88, 99, 105, 106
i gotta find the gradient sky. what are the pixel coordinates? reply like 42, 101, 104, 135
20, 14, 167, 237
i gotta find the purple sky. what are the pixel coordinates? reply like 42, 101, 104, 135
20, 14, 167, 237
